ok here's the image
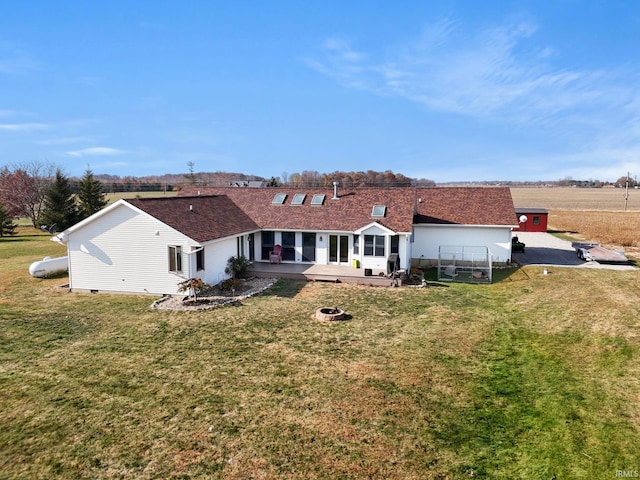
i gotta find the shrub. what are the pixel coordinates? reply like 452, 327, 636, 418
224, 255, 251, 279
220, 277, 242, 292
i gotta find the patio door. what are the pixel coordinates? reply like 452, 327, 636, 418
329, 235, 349, 264
302, 233, 316, 262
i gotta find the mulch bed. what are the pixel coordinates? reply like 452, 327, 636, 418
152, 277, 276, 311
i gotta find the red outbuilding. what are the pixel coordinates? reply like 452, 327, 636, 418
514, 208, 548, 232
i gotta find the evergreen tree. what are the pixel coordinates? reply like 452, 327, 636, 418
39, 170, 79, 231
0, 202, 16, 237
78, 167, 107, 219
266, 176, 281, 187
184, 161, 198, 185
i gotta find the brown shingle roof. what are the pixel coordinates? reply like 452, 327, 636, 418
178, 186, 418, 233
129, 186, 517, 241
128, 195, 259, 243
414, 187, 518, 225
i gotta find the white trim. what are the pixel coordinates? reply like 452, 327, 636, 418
353, 222, 396, 235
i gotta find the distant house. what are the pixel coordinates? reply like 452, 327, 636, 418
514, 208, 548, 232
53, 186, 518, 295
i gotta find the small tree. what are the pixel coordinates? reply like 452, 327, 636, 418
0, 161, 55, 228
39, 169, 79, 231
0, 202, 16, 236
177, 277, 209, 303
184, 161, 198, 185
77, 167, 108, 220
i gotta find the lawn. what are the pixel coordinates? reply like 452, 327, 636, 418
1, 230, 639, 479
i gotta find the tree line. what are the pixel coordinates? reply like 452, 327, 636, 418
93, 169, 436, 191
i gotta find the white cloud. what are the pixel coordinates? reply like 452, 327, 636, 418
66, 147, 127, 157
0, 123, 49, 132
37, 136, 94, 146
306, 18, 640, 129
305, 16, 640, 182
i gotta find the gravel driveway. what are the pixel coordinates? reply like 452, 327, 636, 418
511, 232, 636, 271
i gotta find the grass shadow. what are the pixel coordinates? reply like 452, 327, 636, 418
258, 279, 307, 298
421, 266, 526, 285
492, 266, 529, 283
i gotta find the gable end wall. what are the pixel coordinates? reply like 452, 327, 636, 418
67, 204, 198, 295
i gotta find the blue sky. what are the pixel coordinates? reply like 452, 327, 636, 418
1, 1, 639, 183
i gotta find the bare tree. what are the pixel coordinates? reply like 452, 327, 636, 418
0, 161, 56, 228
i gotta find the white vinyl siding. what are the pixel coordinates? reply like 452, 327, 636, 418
412, 225, 512, 264
66, 203, 197, 295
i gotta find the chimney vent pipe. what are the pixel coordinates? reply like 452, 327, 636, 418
332, 182, 339, 200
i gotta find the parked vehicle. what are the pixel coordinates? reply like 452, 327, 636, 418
572, 242, 629, 263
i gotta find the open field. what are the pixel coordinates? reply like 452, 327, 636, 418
510, 186, 640, 211
1, 231, 639, 479
511, 187, 640, 257
105, 191, 177, 203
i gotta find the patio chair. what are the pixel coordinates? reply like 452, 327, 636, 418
269, 244, 282, 264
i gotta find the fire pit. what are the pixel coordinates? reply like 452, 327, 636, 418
316, 307, 346, 321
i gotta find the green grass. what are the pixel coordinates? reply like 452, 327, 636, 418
1, 233, 639, 478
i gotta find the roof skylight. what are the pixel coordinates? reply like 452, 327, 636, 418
272, 193, 287, 204
311, 194, 326, 205
371, 205, 386, 217
291, 193, 306, 205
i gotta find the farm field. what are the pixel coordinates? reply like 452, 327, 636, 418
105, 190, 177, 203
511, 187, 640, 258
1, 231, 639, 479
510, 186, 640, 211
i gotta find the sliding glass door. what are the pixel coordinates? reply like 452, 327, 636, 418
329, 235, 349, 264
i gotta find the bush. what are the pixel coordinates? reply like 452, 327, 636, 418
225, 255, 251, 279
220, 278, 242, 292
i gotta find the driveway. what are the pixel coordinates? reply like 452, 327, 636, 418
511, 232, 636, 271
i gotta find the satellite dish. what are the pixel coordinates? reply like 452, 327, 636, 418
519, 215, 528, 223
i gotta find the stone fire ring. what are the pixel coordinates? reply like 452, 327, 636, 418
316, 307, 346, 321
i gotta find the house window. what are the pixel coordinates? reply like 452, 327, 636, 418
371, 205, 386, 217
533, 216, 541, 225
196, 248, 205, 271
261, 231, 275, 261
272, 193, 287, 204
281, 232, 295, 261
311, 194, 325, 205
291, 193, 306, 205
390, 235, 399, 254
168, 245, 182, 273
353, 234, 359, 254
237, 236, 245, 257
364, 235, 385, 257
